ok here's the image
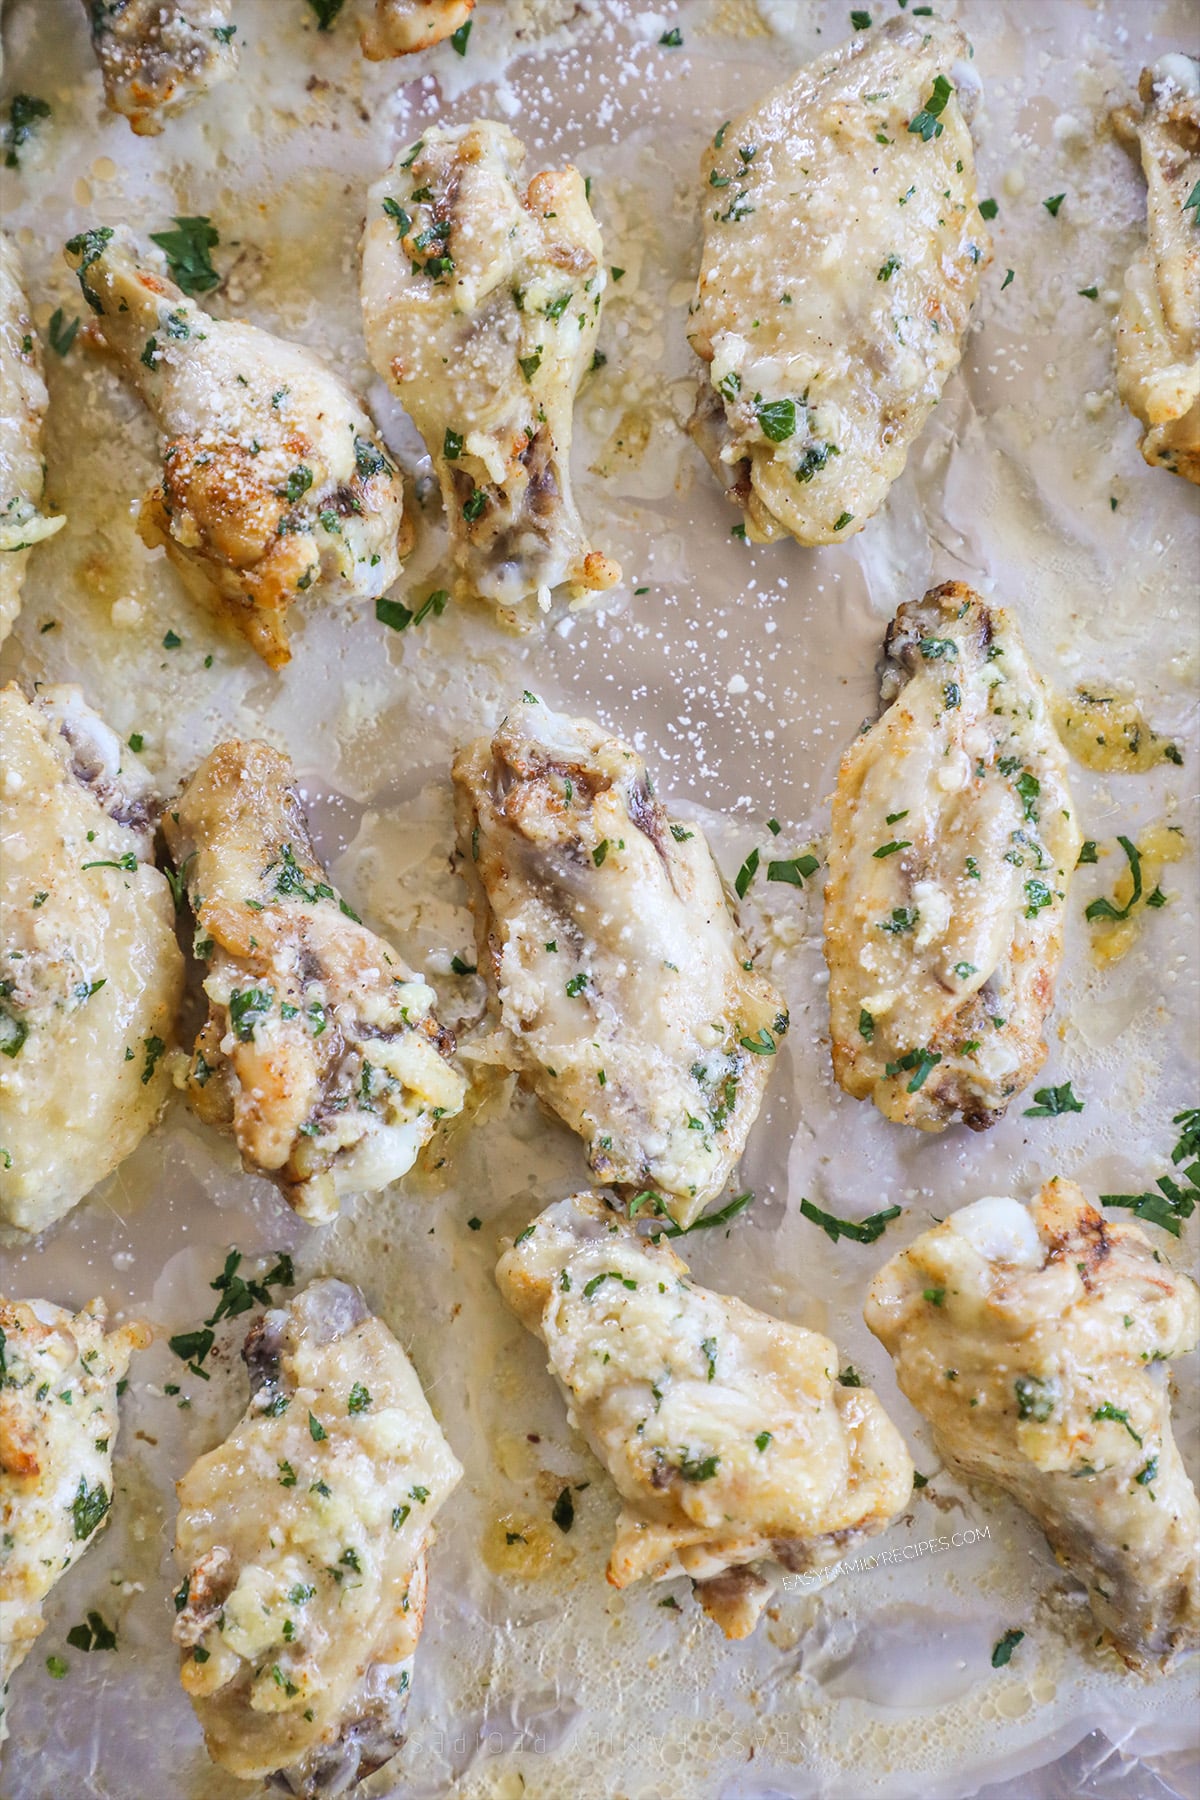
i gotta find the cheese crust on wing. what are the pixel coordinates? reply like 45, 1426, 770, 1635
164, 740, 465, 1224
497, 1194, 913, 1638
1113, 55, 1200, 484
824, 583, 1080, 1131
452, 695, 786, 1227
64, 225, 409, 668
174, 1280, 462, 1793
362, 120, 619, 615
0, 684, 183, 1235
0, 233, 65, 644
0, 1298, 148, 1738
81, 0, 238, 136
687, 15, 988, 545
864, 1181, 1200, 1670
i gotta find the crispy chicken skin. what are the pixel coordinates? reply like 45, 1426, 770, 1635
865, 1181, 1200, 1669
0, 1298, 149, 1739
824, 583, 1080, 1132
498, 1194, 914, 1638
82, 0, 238, 136
0, 684, 184, 1236
687, 15, 988, 545
64, 225, 409, 668
163, 740, 465, 1225
174, 1280, 462, 1793
0, 233, 65, 644
361, 120, 619, 616
361, 0, 474, 60
1113, 55, 1200, 484
452, 695, 787, 1228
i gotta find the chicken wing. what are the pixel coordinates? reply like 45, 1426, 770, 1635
361, 0, 474, 60
452, 695, 786, 1228
163, 740, 465, 1224
174, 1279, 462, 1792
864, 1180, 1200, 1669
1113, 56, 1200, 483
497, 1193, 913, 1638
0, 1297, 149, 1739
823, 583, 1080, 1132
82, 0, 238, 137
0, 684, 184, 1236
361, 120, 619, 617
63, 225, 409, 668
687, 15, 988, 544
0, 233, 65, 644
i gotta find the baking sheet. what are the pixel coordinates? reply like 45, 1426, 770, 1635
0, 0, 1198, 1796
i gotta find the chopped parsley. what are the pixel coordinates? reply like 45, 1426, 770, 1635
992, 1629, 1024, 1668
1023, 1082, 1083, 1116
1101, 1109, 1199, 1237
755, 396, 796, 442
48, 308, 80, 356
799, 1199, 901, 1245
1042, 193, 1065, 217
1093, 1401, 1141, 1445
552, 1487, 575, 1531
450, 18, 472, 53
908, 74, 953, 142
71, 1478, 110, 1541
734, 847, 759, 898
149, 216, 220, 295
1085, 835, 1142, 922
767, 853, 820, 886
65, 1611, 117, 1653
5, 93, 50, 168
347, 1383, 372, 1413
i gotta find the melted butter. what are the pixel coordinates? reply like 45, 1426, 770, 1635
1053, 689, 1183, 773
1089, 822, 1187, 967
481, 1512, 562, 1579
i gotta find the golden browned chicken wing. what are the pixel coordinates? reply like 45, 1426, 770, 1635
0, 1297, 148, 1739
64, 225, 409, 668
865, 1180, 1200, 1670
688, 15, 988, 544
452, 695, 786, 1227
498, 1193, 914, 1638
824, 583, 1080, 1131
164, 740, 465, 1224
0, 684, 184, 1235
0, 233, 64, 643
361, 0, 474, 60
1113, 55, 1200, 483
174, 1279, 462, 1792
362, 120, 618, 617
82, 0, 238, 136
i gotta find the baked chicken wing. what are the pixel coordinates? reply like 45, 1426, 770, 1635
174, 1279, 462, 1793
687, 15, 988, 544
0, 1297, 148, 1739
452, 695, 786, 1227
1113, 55, 1200, 483
0, 233, 65, 644
82, 0, 238, 137
0, 684, 184, 1236
64, 225, 408, 668
497, 1193, 913, 1638
864, 1180, 1200, 1669
163, 740, 465, 1225
361, 120, 619, 616
824, 583, 1080, 1131
361, 0, 474, 60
